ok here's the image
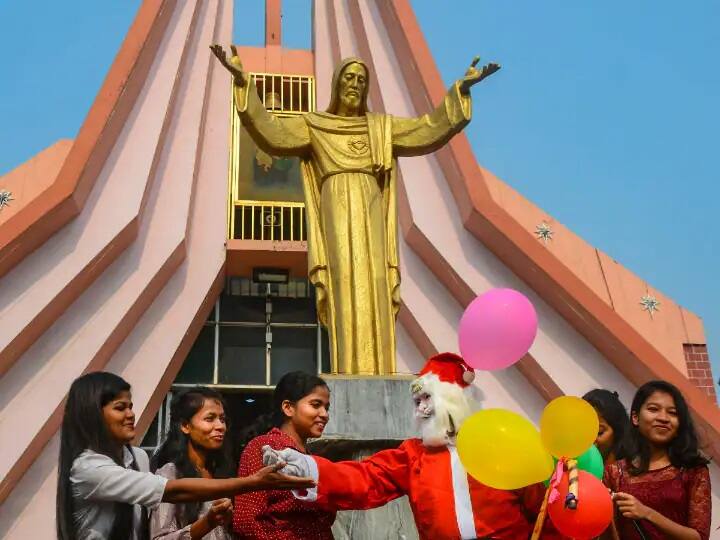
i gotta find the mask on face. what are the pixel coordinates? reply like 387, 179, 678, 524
412, 375, 474, 448
413, 391, 447, 447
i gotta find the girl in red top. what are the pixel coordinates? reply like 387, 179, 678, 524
233, 371, 335, 539
602, 380, 711, 540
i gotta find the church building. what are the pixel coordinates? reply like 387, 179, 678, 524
0, 1, 718, 537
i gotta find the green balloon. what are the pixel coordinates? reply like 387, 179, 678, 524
577, 444, 604, 479
542, 445, 604, 486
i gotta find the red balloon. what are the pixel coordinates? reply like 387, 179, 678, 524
547, 470, 613, 539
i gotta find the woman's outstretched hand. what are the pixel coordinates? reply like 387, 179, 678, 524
459, 56, 501, 94
210, 44, 247, 87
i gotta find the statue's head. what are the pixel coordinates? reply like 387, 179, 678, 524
327, 57, 369, 117
410, 353, 477, 448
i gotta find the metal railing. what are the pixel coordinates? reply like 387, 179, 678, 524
250, 72, 315, 116
227, 71, 315, 240
231, 200, 306, 242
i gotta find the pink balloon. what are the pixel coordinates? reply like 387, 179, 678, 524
458, 288, 538, 370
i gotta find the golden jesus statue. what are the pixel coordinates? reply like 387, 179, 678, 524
211, 45, 500, 375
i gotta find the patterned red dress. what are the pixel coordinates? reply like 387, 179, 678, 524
603, 459, 711, 540
232, 428, 336, 539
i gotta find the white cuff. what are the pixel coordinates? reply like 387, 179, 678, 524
292, 454, 319, 502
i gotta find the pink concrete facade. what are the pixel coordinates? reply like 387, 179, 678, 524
0, 1, 232, 536
0, 139, 73, 226
0, 0, 174, 278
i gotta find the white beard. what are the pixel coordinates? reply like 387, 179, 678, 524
419, 411, 453, 447
413, 374, 476, 448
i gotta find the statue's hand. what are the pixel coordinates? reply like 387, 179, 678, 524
459, 56, 501, 94
210, 44, 247, 87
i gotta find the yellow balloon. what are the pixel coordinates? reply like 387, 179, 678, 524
540, 396, 599, 458
457, 409, 555, 490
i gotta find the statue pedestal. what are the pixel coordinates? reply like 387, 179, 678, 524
308, 376, 420, 540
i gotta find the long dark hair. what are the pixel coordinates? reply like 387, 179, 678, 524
237, 371, 328, 452
150, 387, 233, 524
57, 372, 135, 540
582, 389, 631, 460
626, 380, 709, 474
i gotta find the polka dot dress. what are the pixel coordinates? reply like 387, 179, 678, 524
232, 428, 336, 539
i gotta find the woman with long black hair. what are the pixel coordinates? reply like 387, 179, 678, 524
602, 380, 711, 540
583, 388, 631, 463
149, 387, 235, 539
232, 371, 336, 539
56, 372, 314, 540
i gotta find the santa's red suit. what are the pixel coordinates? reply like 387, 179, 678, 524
266, 353, 563, 540
299, 438, 557, 539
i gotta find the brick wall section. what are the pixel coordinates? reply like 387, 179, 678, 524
683, 344, 717, 401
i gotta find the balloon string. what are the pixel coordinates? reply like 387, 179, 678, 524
565, 458, 579, 510
530, 485, 551, 540
548, 458, 565, 504
633, 520, 649, 540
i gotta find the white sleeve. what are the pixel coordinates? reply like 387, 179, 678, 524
291, 454, 319, 502
71, 451, 167, 507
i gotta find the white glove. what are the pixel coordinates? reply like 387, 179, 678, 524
261, 445, 311, 478
261, 445, 285, 468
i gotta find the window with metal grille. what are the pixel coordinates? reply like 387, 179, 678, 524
228, 73, 315, 240
140, 277, 330, 452
250, 73, 315, 116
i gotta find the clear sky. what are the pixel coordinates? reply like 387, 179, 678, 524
1, 1, 718, 384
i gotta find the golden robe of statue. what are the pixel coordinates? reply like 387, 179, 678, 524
211, 47, 500, 375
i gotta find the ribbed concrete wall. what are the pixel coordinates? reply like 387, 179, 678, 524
0, 1, 232, 536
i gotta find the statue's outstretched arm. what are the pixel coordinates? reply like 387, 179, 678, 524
459, 56, 501, 95
210, 44, 310, 156
391, 56, 499, 157
210, 44, 248, 87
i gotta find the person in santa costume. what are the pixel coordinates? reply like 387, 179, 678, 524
263, 352, 562, 539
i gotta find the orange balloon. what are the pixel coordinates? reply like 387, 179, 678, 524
548, 470, 612, 539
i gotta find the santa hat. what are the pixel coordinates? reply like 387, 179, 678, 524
417, 352, 475, 388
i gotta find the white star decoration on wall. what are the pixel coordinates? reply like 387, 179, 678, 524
640, 294, 661, 318
534, 222, 554, 244
0, 190, 14, 211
